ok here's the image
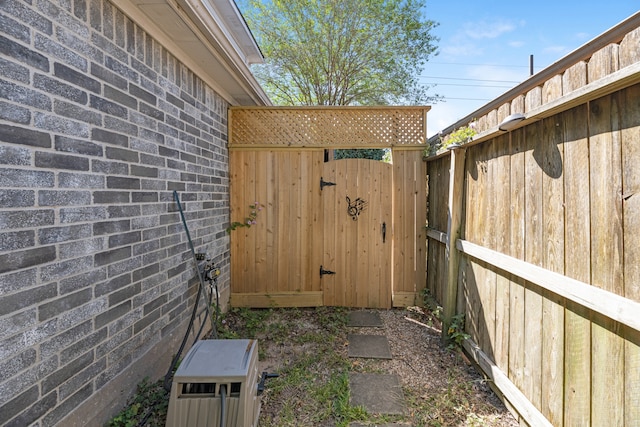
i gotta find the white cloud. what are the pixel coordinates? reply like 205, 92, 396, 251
508, 40, 525, 48
439, 18, 519, 60
441, 43, 484, 57
463, 20, 516, 39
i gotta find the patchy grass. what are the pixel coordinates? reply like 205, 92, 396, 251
108, 306, 516, 427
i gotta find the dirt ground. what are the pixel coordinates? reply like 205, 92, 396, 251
219, 306, 519, 427
109, 305, 520, 426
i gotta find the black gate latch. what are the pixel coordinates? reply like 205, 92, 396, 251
320, 265, 336, 277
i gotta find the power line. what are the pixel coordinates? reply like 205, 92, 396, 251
420, 76, 521, 84
443, 97, 492, 101
429, 61, 532, 68
426, 82, 513, 88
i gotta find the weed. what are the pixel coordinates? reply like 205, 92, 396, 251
239, 307, 273, 337
421, 288, 443, 321
315, 305, 349, 334
447, 313, 470, 350
107, 377, 168, 427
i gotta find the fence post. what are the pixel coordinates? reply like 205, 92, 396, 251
442, 146, 466, 343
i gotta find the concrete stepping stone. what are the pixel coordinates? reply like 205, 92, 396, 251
348, 311, 384, 327
347, 334, 392, 359
349, 373, 405, 415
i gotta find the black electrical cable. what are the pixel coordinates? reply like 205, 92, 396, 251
163, 191, 210, 392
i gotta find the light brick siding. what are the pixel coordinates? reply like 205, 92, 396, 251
0, 0, 232, 424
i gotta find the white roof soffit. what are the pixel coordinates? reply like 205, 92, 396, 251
114, 0, 271, 106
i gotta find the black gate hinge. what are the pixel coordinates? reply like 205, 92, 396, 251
320, 265, 336, 277
320, 177, 336, 190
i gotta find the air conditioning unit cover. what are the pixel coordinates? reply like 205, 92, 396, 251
166, 339, 260, 427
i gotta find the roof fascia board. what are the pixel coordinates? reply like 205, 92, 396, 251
176, 0, 270, 103
114, 0, 270, 106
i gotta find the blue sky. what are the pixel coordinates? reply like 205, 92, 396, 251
423, 2, 639, 136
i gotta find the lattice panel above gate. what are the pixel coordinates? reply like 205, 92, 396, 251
229, 106, 430, 147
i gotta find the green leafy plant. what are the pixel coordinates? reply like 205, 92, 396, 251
107, 377, 168, 427
425, 121, 477, 157
227, 202, 264, 233
421, 288, 443, 321
446, 313, 470, 350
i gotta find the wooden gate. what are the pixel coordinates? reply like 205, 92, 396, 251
321, 159, 392, 308
227, 107, 429, 308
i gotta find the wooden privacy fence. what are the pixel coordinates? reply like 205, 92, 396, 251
426, 18, 640, 427
228, 106, 429, 309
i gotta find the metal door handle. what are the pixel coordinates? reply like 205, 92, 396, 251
382, 222, 386, 243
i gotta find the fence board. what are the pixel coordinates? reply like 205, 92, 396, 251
394, 150, 427, 305
290, 152, 302, 290
415, 153, 427, 304
589, 93, 625, 426
508, 128, 526, 394
299, 152, 311, 290
322, 160, 338, 305
311, 152, 324, 293
494, 134, 511, 372
540, 116, 565, 426
588, 44, 619, 82
523, 121, 543, 410
276, 152, 290, 289
397, 154, 412, 298
426, 155, 448, 303
347, 160, 359, 305
465, 144, 484, 345
357, 160, 371, 307
265, 151, 279, 293
230, 150, 246, 291
461, 149, 476, 339
255, 150, 268, 293
393, 153, 406, 301
443, 147, 466, 340
562, 104, 591, 425
621, 83, 640, 426
483, 140, 497, 357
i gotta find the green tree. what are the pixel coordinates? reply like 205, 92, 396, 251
334, 148, 386, 161
240, 0, 439, 106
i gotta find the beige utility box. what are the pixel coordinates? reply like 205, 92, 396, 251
166, 339, 260, 427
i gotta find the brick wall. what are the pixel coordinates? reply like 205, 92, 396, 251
0, 0, 232, 424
